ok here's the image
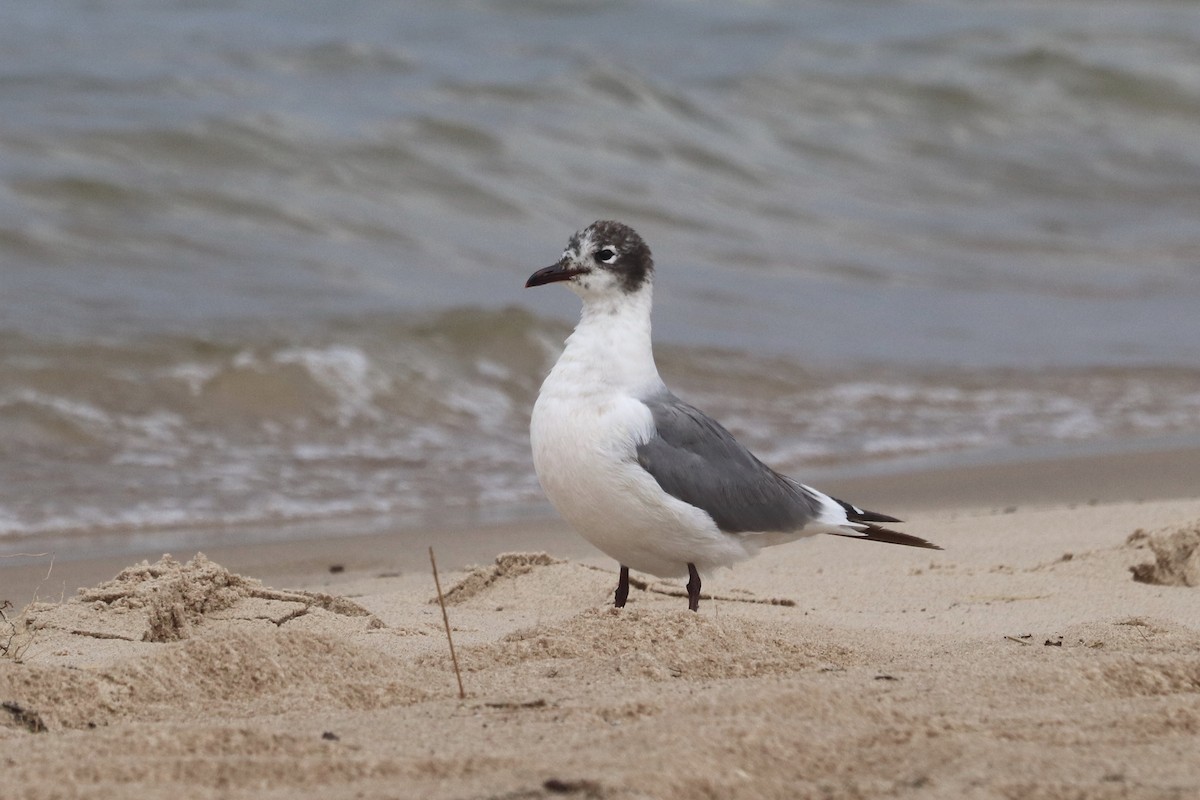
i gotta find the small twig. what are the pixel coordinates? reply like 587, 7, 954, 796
0, 550, 58, 604
1004, 635, 1031, 646
2, 701, 47, 733
0, 552, 54, 659
429, 547, 465, 700
1, 601, 24, 659
68, 629, 138, 642
483, 699, 547, 710
647, 585, 796, 607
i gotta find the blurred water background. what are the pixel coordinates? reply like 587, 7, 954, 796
3, 0, 1200, 556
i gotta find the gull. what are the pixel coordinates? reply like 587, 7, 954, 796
526, 220, 940, 611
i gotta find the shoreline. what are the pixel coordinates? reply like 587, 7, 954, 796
5, 440, 1200, 604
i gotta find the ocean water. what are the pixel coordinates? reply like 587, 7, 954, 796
3, 0, 1200, 555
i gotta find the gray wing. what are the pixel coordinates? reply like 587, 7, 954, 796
635, 391, 823, 534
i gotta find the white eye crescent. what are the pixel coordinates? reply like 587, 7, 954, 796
595, 248, 617, 264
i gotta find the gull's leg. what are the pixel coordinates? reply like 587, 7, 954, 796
686, 563, 701, 612
614, 565, 630, 608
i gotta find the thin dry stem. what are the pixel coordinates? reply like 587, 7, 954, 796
0, 600, 31, 661
0, 550, 57, 604
429, 547, 466, 699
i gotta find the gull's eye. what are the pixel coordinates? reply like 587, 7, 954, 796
595, 248, 617, 264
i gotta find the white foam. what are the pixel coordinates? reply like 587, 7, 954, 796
1, 389, 113, 427
273, 345, 390, 425
165, 362, 222, 395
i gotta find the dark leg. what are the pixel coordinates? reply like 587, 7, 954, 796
686, 563, 701, 612
614, 565, 630, 608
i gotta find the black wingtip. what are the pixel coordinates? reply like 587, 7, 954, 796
832, 496, 903, 525
830, 524, 943, 550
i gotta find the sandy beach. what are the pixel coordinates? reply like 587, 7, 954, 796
3, 445, 1200, 799
6, 2, 1200, 797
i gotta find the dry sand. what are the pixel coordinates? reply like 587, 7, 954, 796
3, 452, 1200, 799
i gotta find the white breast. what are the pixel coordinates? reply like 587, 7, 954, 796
530, 361, 755, 578
530, 350, 659, 536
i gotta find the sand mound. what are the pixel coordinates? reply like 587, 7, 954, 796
1, 553, 404, 735
439, 552, 566, 605
1056, 617, 1200, 654
77, 553, 258, 641
463, 607, 857, 681
25, 553, 380, 643
1094, 655, 1200, 698
0, 628, 427, 731
1127, 523, 1200, 587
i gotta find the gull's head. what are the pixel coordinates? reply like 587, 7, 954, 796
525, 220, 653, 301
